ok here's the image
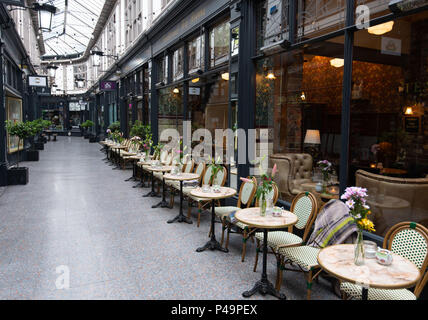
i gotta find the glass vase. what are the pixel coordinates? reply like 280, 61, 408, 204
354, 229, 365, 266
260, 196, 267, 217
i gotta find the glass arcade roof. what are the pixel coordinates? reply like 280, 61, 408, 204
39, 0, 106, 59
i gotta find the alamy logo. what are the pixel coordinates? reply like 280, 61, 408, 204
55, 265, 70, 290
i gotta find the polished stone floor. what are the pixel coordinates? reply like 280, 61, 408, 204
0, 137, 338, 300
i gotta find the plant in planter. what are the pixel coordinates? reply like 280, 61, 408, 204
5, 120, 34, 185
81, 120, 95, 139
108, 121, 121, 132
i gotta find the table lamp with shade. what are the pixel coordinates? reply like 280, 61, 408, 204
304, 129, 321, 161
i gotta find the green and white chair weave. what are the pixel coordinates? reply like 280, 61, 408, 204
187, 165, 228, 227
340, 222, 428, 300
253, 192, 318, 271
214, 177, 257, 249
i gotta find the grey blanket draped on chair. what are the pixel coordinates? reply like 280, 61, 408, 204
307, 200, 358, 248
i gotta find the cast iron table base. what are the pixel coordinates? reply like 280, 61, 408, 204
242, 229, 286, 300
168, 181, 192, 224
196, 199, 227, 253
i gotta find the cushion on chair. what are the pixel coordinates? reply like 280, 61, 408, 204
215, 206, 240, 220
278, 246, 320, 271
255, 231, 303, 248
340, 282, 416, 300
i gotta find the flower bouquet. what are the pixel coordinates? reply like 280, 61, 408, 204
317, 160, 334, 191
208, 156, 223, 189
242, 157, 278, 216
341, 187, 375, 265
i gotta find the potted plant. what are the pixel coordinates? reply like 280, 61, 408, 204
25, 120, 41, 162
5, 120, 33, 185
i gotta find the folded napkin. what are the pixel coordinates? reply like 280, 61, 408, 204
183, 180, 199, 187
229, 211, 237, 224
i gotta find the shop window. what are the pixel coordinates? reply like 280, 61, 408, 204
157, 55, 169, 85
188, 35, 205, 74
158, 86, 183, 138
256, 0, 289, 52
173, 47, 184, 81
6, 96, 23, 154
349, 12, 428, 237
296, 0, 346, 42
255, 36, 344, 202
210, 21, 230, 68
231, 26, 240, 57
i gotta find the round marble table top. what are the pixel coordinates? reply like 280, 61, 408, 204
235, 207, 298, 229
318, 244, 421, 290
110, 145, 126, 149
366, 195, 410, 210
164, 173, 200, 181
190, 187, 237, 200
128, 155, 145, 160
145, 166, 173, 173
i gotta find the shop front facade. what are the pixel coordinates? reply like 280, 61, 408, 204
90, 0, 428, 238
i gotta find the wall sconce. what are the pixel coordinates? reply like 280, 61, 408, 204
301, 91, 306, 101
47, 65, 58, 77
221, 72, 230, 81
75, 78, 85, 88
173, 88, 180, 94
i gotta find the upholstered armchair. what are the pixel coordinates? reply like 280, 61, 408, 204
269, 153, 314, 203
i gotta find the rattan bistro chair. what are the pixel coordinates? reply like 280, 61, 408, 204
214, 177, 257, 249
340, 222, 428, 300
228, 183, 279, 262
253, 192, 318, 272
166, 157, 195, 208
187, 166, 228, 227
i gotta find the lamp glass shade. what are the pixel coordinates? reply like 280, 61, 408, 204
304, 130, 321, 145
330, 58, 344, 68
368, 21, 394, 35
48, 67, 56, 78
38, 9, 53, 31
93, 54, 101, 67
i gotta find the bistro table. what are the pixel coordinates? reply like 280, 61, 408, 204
137, 159, 155, 188
300, 182, 339, 202
164, 173, 200, 224
125, 155, 144, 182
144, 166, 173, 206
190, 187, 237, 253
235, 207, 298, 300
317, 244, 421, 300
110, 144, 127, 169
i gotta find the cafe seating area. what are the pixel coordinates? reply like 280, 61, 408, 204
98, 137, 428, 300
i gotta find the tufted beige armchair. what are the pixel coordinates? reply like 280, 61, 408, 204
269, 153, 314, 203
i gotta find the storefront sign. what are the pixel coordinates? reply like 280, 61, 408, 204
100, 81, 117, 91
389, 0, 428, 13
28, 76, 48, 87
381, 37, 402, 56
34, 86, 51, 96
189, 87, 201, 95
